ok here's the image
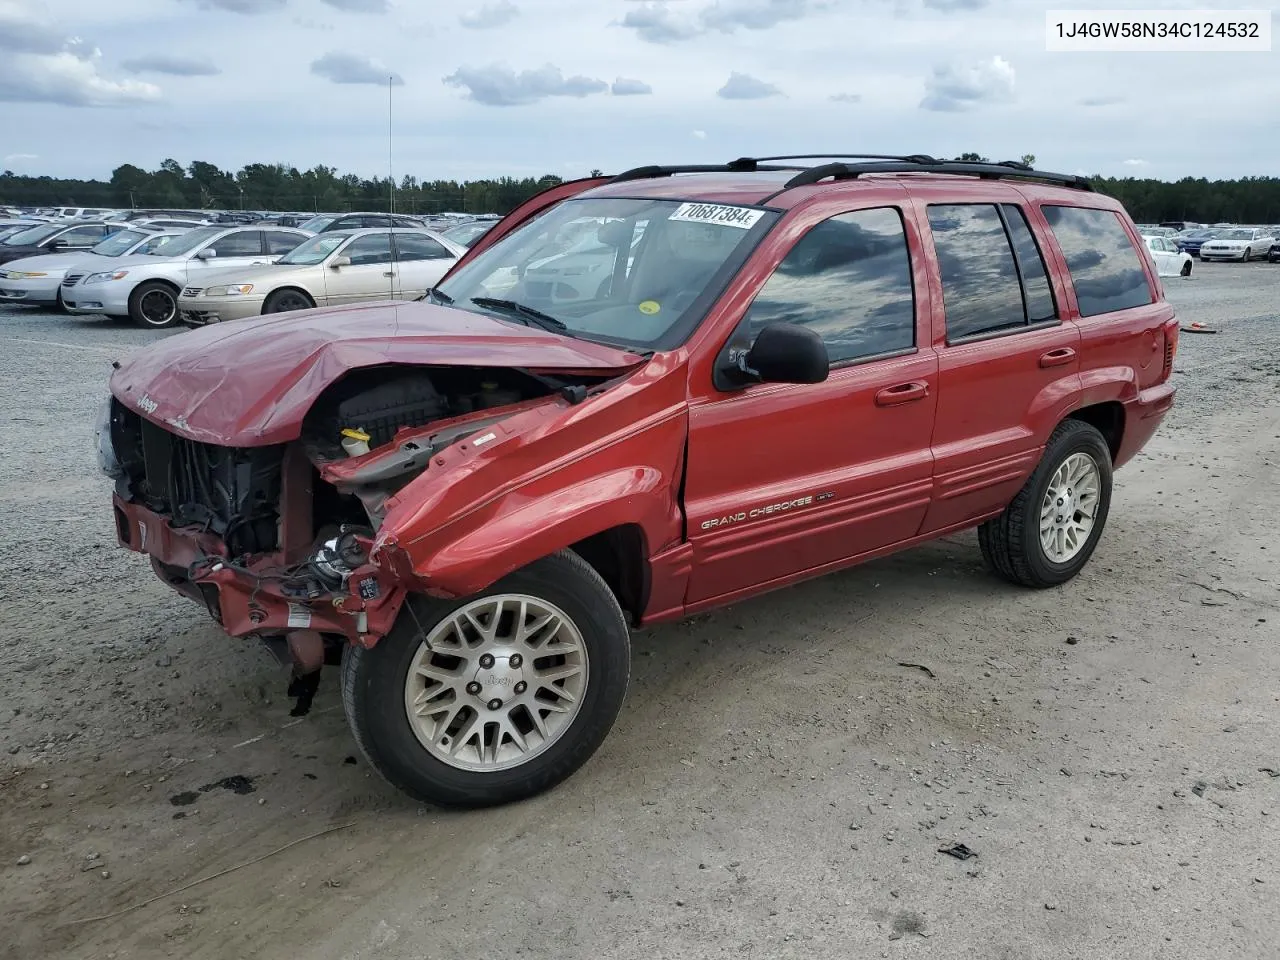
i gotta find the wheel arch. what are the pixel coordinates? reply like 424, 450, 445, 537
1066, 400, 1125, 462
569, 524, 651, 626
263, 285, 316, 311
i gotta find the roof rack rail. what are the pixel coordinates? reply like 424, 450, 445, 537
731, 153, 942, 166
781, 160, 1093, 191
609, 161, 799, 183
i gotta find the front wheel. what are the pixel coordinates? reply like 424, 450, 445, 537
978, 419, 1113, 588
262, 288, 315, 313
1242, 247, 1252, 263
1180, 259, 1192, 277
341, 550, 631, 807
128, 281, 179, 329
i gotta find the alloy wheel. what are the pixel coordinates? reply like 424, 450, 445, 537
1039, 452, 1101, 563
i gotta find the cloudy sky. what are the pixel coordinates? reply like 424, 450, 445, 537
1, 0, 1276, 183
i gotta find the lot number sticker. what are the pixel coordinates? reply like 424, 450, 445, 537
669, 202, 764, 230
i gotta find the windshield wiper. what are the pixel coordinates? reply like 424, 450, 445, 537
469, 297, 567, 333
420, 286, 454, 305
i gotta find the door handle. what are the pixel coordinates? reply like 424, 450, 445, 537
1039, 347, 1076, 368
382, 271, 395, 277
874, 381, 929, 407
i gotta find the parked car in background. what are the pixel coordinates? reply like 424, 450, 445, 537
440, 219, 497, 248
1199, 227, 1275, 261
298, 212, 426, 233
0, 219, 41, 242
123, 209, 207, 223
1, 227, 184, 309
178, 227, 464, 325
1174, 228, 1218, 257
131, 217, 211, 230
1268, 239, 1280, 263
0, 220, 128, 266
63, 225, 311, 328
1143, 235, 1193, 277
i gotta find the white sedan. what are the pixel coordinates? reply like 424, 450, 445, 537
1199, 228, 1276, 262
1142, 235, 1194, 278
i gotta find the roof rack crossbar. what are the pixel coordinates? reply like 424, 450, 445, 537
782, 160, 1093, 191
733, 153, 941, 166
609, 162, 799, 183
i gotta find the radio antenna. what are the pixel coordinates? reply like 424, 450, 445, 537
388, 74, 396, 299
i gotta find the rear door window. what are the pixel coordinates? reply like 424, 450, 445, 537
393, 234, 454, 261
927, 205, 1027, 340
1042, 205, 1153, 317
208, 231, 264, 257
265, 231, 305, 255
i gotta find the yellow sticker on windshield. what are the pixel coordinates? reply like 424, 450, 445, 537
638, 300, 661, 315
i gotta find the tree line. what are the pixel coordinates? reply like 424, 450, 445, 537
3, 157, 1279, 224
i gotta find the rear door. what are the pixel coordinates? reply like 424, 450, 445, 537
684, 200, 938, 606
918, 199, 1082, 533
390, 233, 458, 299
324, 232, 396, 305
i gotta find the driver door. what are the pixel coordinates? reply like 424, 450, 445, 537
323, 232, 396, 305
683, 203, 938, 607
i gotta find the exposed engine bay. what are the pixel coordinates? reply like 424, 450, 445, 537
105, 362, 619, 713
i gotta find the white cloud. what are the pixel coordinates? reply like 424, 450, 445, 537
459, 0, 519, 29
180, 0, 286, 12
920, 55, 1014, 111
0, 4, 159, 106
321, 0, 391, 11
444, 63, 607, 105
310, 52, 403, 86
618, 2, 702, 43
1123, 158, 1149, 166
701, 0, 827, 33
122, 54, 220, 76
717, 72, 782, 99
611, 76, 653, 96
3, 153, 39, 163
692, 129, 708, 139
829, 92, 861, 103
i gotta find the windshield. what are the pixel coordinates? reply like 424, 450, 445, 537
3, 223, 62, 246
436, 198, 774, 350
277, 233, 346, 265
299, 214, 338, 233
1221, 229, 1253, 240
92, 229, 152, 257
442, 222, 492, 247
147, 226, 223, 257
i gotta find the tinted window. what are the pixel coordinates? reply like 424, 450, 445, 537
343, 233, 394, 265
362, 216, 392, 228
928, 205, 1025, 340
265, 231, 306, 254
394, 234, 453, 261
1043, 205, 1153, 317
57, 225, 108, 246
208, 231, 263, 257
393, 217, 422, 228
745, 207, 915, 364
1001, 204, 1057, 323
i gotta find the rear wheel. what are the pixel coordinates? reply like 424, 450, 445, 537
979, 419, 1113, 588
128, 281, 179, 329
1180, 259, 1192, 277
262, 288, 314, 313
341, 550, 631, 807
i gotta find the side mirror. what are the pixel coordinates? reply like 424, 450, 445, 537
736, 323, 829, 385
329, 255, 351, 269
195, 248, 217, 259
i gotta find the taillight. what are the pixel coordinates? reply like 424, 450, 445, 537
1162, 321, 1179, 382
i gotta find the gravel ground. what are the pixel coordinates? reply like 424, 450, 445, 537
1, 261, 1277, 960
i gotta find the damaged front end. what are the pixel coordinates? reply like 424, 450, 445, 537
101, 362, 614, 710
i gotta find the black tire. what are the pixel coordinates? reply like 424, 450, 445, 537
128, 280, 179, 329
341, 550, 631, 807
53, 288, 67, 313
978, 419, 1113, 588
1180, 259, 1192, 277
262, 288, 315, 314
1242, 247, 1251, 263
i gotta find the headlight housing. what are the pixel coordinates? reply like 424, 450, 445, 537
203, 283, 255, 297
4, 271, 47, 279
85, 270, 129, 284
95, 397, 122, 478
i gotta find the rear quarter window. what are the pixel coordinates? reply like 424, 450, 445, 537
1042, 205, 1154, 317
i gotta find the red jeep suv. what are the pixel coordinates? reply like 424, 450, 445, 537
98, 154, 1178, 806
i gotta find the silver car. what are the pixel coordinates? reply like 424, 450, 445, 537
0, 228, 184, 309
62, 225, 312, 328
177, 228, 464, 325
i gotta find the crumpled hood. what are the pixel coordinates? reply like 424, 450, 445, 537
109, 300, 647, 446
